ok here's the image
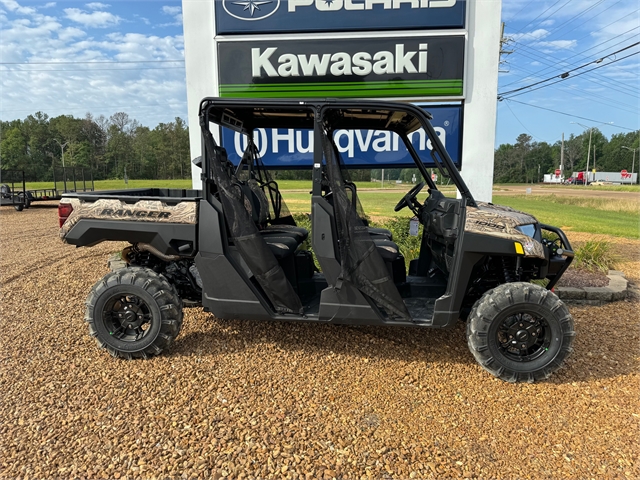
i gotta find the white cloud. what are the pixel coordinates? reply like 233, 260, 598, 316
64, 7, 121, 28
0, 0, 186, 127
513, 29, 550, 42
162, 6, 181, 15
534, 40, 577, 50
160, 5, 182, 27
42, 2, 56, 8
86, 2, 110, 9
0, 0, 36, 15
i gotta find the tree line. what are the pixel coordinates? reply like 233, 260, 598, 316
494, 130, 639, 183
1, 111, 638, 184
0, 112, 190, 181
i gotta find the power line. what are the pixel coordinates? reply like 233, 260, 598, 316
502, 101, 547, 142
500, 42, 640, 101
510, 0, 569, 36
502, 98, 638, 131
503, 0, 537, 24
498, 43, 640, 98
500, 27, 640, 89
0, 66, 186, 72
0, 59, 184, 65
530, 0, 609, 43
502, 29, 640, 91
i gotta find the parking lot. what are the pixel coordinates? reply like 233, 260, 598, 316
1, 204, 638, 479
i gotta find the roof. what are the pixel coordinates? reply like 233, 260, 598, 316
199, 97, 431, 135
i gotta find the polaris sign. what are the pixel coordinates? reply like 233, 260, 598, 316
216, 0, 466, 34
219, 36, 464, 98
221, 105, 462, 168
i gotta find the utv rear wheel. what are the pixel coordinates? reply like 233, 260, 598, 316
467, 282, 575, 383
85, 267, 183, 359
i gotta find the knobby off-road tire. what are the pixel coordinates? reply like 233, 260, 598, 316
467, 282, 575, 383
85, 267, 183, 359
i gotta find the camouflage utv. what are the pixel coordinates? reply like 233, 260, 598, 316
59, 98, 575, 382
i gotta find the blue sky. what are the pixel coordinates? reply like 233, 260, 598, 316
0, 0, 638, 146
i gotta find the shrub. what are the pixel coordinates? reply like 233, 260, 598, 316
371, 217, 423, 269
292, 214, 423, 270
573, 240, 616, 273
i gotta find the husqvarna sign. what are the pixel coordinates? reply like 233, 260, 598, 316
218, 35, 464, 98
217, 0, 466, 34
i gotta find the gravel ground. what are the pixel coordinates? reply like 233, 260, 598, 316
1, 204, 639, 479
556, 269, 610, 288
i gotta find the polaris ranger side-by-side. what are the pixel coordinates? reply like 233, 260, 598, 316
59, 98, 575, 383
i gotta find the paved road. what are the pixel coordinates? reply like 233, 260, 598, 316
494, 185, 639, 199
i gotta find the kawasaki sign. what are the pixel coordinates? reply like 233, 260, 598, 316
216, 0, 466, 34
218, 36, 464, 98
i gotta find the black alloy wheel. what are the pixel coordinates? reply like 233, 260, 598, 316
85, 267, 183, 359
467, 282, 575, 383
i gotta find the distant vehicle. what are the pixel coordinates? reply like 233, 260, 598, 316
0, 183, 28, 211
565, 172, 585, 185
590, 181, 613, 186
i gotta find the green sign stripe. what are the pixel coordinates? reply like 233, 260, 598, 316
220, 79, 462, 88
220, 81, 462, 92
219, 87, 463, 95
220, 87, 463, 98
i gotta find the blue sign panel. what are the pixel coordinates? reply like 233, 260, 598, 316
216, 0, 466, 35
221, 104, 462, 168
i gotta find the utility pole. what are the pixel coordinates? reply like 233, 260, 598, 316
622, 146, 637, 184
571, 121, 612, 186
560, 132, 564, 179
54, 139, 69, 192
499, 22, 514, 73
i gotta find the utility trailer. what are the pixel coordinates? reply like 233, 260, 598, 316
59, 98, 576, 383
0, 170, 29, 211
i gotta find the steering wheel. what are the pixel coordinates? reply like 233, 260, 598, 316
394, 181, 426, 212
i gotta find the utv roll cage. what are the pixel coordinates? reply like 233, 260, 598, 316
198, 98, 477, 208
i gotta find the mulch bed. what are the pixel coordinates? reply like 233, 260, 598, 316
556, 268, 610, 288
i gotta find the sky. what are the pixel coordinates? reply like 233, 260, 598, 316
0, 0, 638, 147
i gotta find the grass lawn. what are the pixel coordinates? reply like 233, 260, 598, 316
23, 179, 194, 191
22, 177, 638, 239
282, 190, 640, 239
491, 195, 639, 239
539, 184, 640, 192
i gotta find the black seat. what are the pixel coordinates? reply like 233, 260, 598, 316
368, 227, 393, 240
262, 235, 299, 260
239, 181, 309, 247
372, 238, 400, 262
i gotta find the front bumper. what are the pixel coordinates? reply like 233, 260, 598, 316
540, 223, 574, 290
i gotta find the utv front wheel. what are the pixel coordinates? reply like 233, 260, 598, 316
467, 282, 575, 383
85, 267, 183, 359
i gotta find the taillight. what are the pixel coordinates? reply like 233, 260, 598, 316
58, 203, 74, 227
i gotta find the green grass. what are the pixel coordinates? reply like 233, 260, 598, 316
23, 177, 638, 239
23, 179, 194, 191
539, 184, 640, 192
492, 195, 640, 239
283, 191, 640, 239
573, 240, 616, 273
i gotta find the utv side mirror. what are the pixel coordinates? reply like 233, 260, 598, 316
192, 156, 202, 168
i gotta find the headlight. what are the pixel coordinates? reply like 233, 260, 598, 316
515, 224, 536, 238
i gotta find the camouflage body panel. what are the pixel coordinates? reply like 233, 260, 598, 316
465, 202, 545, 259
59, 197, 198, 240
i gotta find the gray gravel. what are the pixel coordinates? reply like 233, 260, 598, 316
1, 204, 639, 479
